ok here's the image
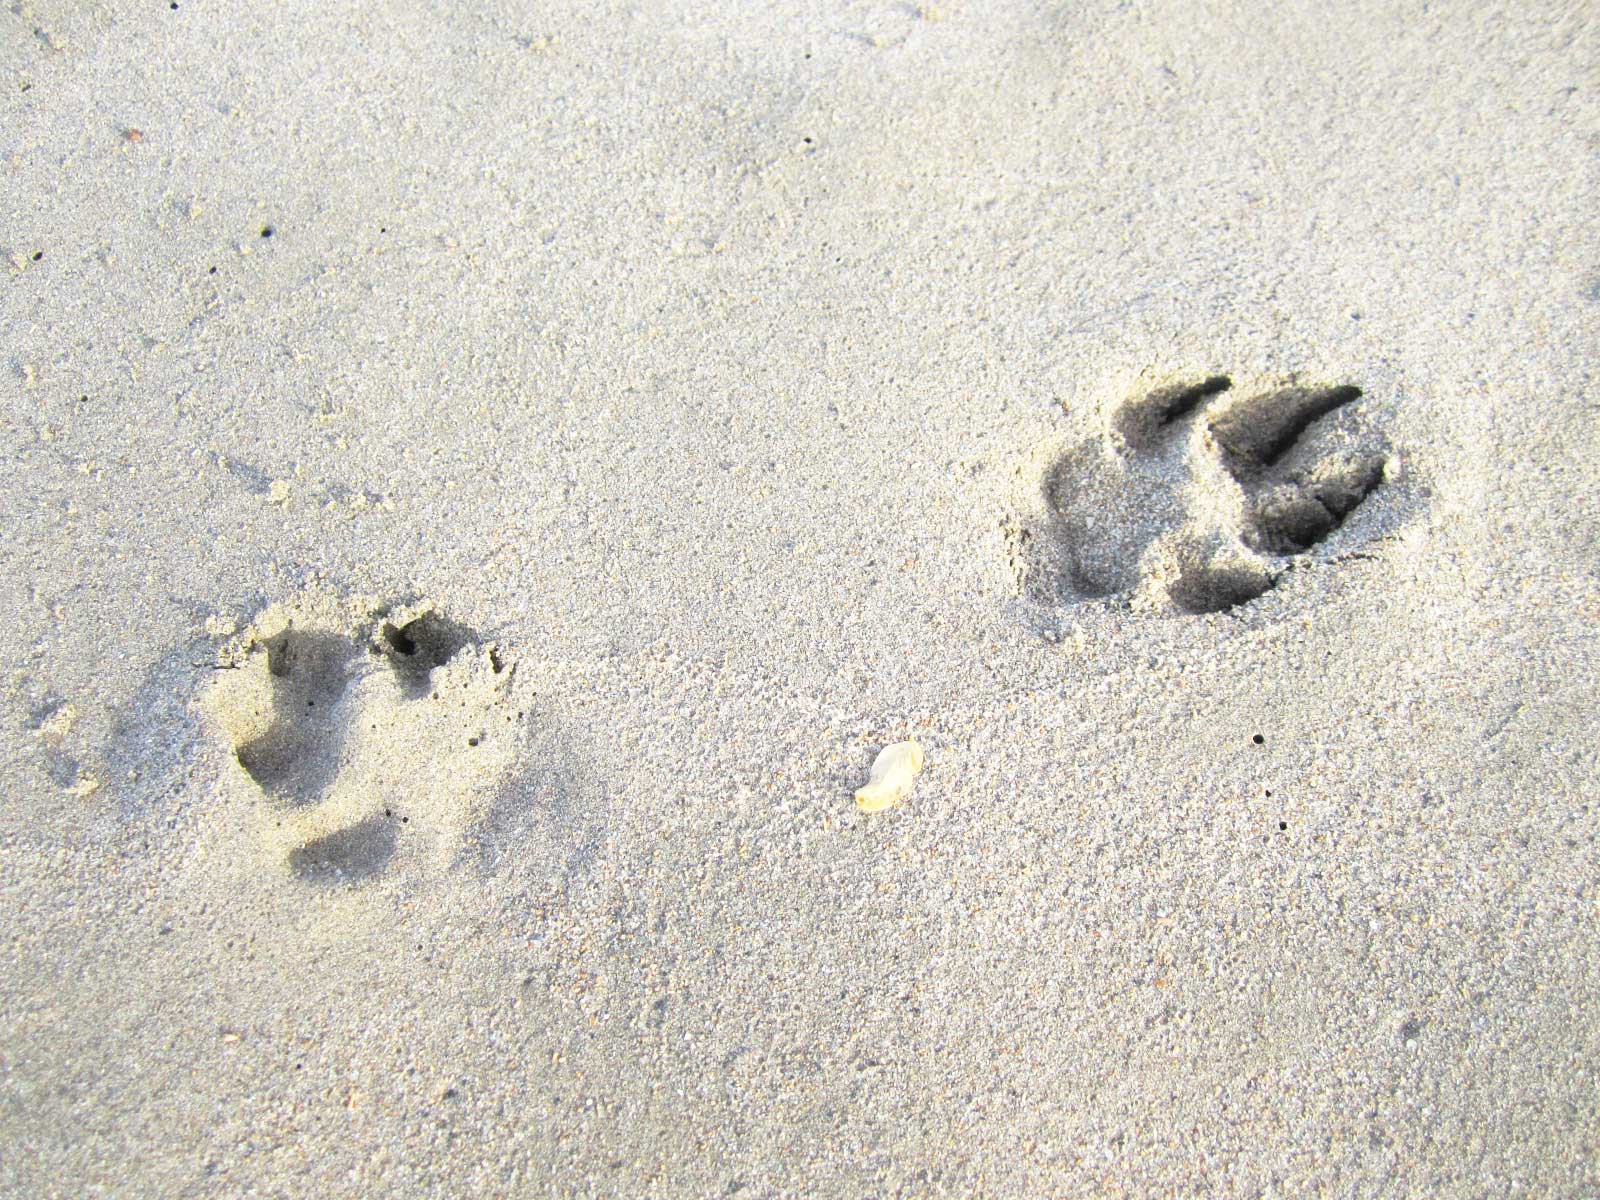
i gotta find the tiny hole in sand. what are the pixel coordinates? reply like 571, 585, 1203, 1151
32, 251, 43, 261
1278, 821, 1288, 831
467, 737, 479, 747
385, 626, 418, 656
260, 225, 274, 238
1253, 734, 1265, 745
208, 266, 217, 274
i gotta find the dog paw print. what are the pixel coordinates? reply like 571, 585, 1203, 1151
1019, 374, 1390, 614
204, 594, 523, 884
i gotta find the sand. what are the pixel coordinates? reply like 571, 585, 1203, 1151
2, 0, 1597, 1194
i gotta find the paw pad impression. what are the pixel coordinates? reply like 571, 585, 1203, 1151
1024, 374, 1390, 614
204, 592, 522, 884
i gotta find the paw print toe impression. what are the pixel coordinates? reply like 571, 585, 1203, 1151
1027, 375, 1390, 615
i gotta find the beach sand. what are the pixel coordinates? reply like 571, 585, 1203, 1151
3, 0, 1597, 1194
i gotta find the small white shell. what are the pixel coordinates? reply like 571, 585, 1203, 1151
854, 739, 924, 813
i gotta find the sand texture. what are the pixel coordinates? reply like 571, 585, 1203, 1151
2, 0, 1597, 1195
